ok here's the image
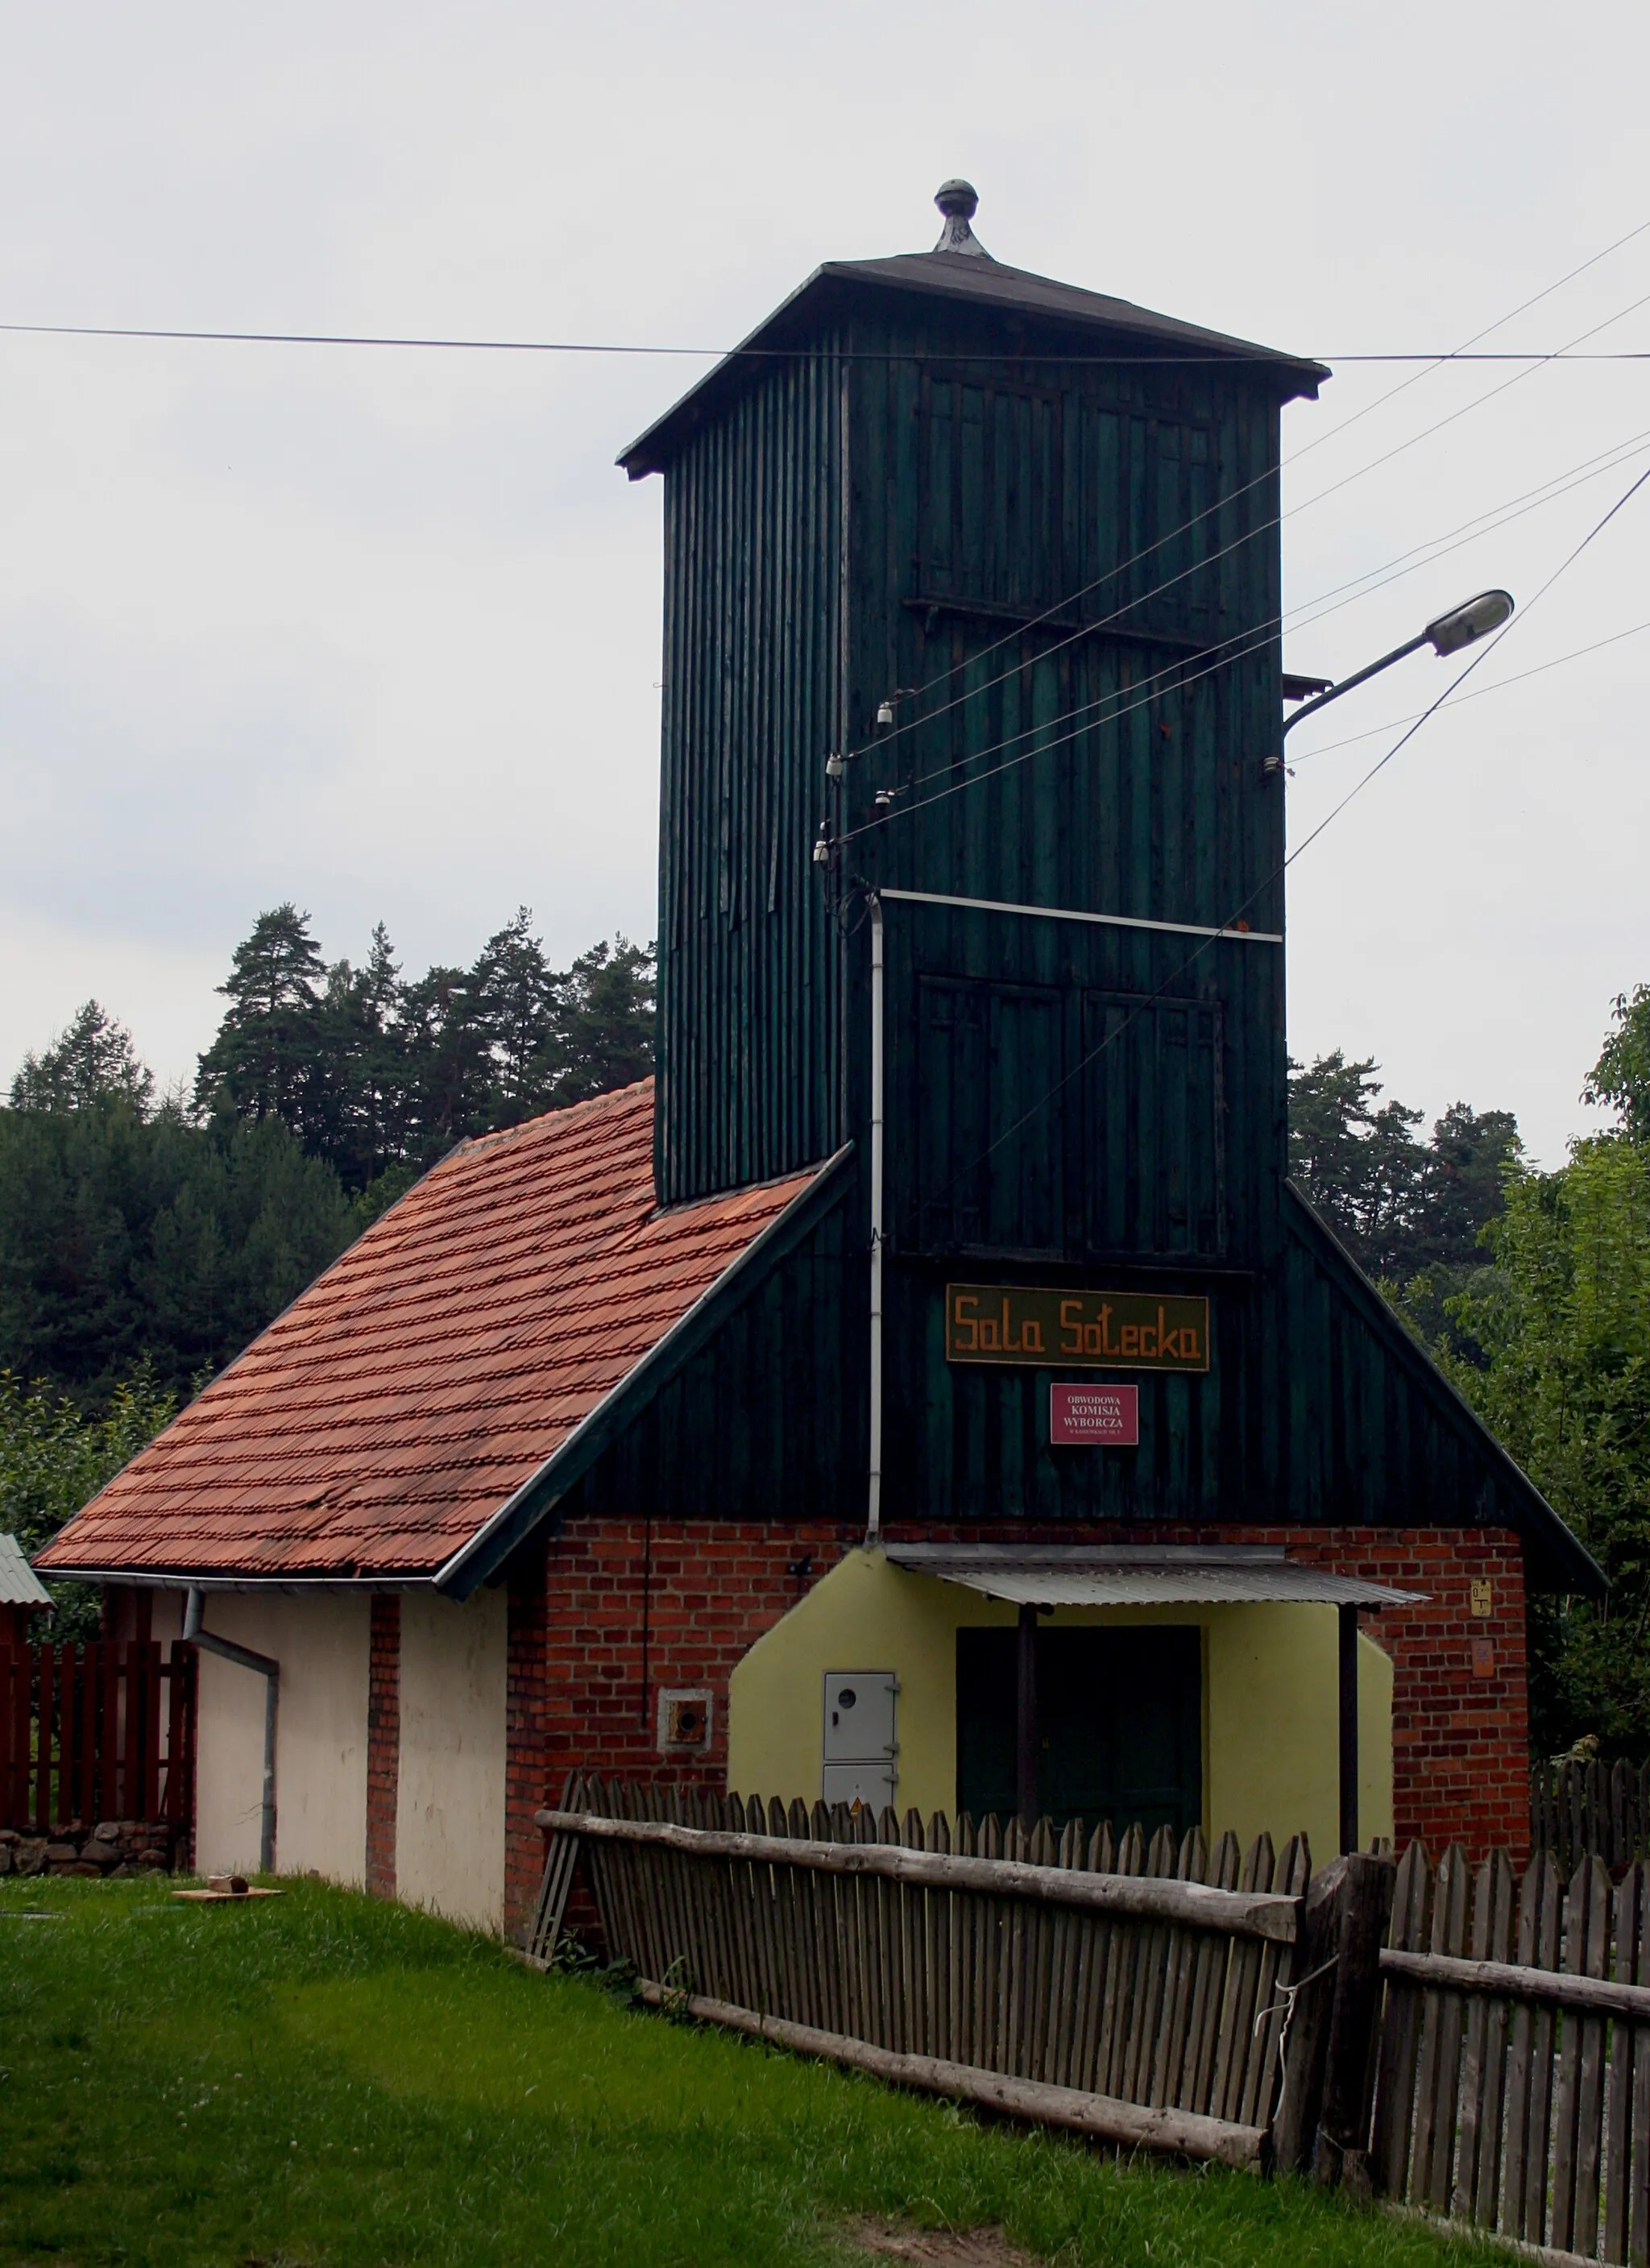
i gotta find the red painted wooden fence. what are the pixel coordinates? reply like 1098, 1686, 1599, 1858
0, 1640, 196, 1833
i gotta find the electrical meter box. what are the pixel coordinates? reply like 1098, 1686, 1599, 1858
823, 1671, 898, 1760
822, 1759, 898, 1814
822, 1670, 898, 1811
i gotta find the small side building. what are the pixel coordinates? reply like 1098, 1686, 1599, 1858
38, 185, 1601, 1930
1, 1533, 52, 1650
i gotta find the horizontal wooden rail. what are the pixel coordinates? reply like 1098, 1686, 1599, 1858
1380, 1944, 1650, 2023
537, 1807, 1303, 1943
633, 1981, 1271, 2169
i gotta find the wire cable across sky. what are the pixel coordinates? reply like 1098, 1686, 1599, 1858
926, 453, 1650, 1196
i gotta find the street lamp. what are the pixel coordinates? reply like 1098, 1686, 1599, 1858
1265, 587, 1515, 774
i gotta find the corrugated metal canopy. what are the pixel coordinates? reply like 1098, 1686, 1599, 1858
885, 1544, 1423, 1611
0, 1532, 52, 1608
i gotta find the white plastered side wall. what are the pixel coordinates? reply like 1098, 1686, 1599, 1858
395, 1586, 508, 1933
178, 1590, 371, 1884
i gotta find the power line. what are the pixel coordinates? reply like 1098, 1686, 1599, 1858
848, 419, 1650, 827
927, 455, 1650, 1198
839, 263, 1650, 767
1285, 618, 1650, 765
1279, 425, 1650, 628
1, 317, 1648, 362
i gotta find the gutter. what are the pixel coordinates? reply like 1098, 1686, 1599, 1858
184, 1586, 279, 1874
867, 895, 885, 1546
38, 1569, 435, 1592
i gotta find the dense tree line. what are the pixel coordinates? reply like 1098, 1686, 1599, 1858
1287, 1051, 1523, 1354
195, 903, 654, 1204
1293, 999, 1650, 1757
0, 909, 654, 1408
0, 1368, 180, 1635
1434, 989, 1650, 1759
1287, 1053, 1522, 1284
10, 918, 1650, 1763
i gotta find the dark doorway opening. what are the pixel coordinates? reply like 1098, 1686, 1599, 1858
956, 1624, 1202, 1836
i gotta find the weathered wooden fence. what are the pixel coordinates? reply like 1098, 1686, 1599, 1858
1534, 1758, 1650, 1873
0, 1641, 196, 1833
1376, 1840, 1650, 2260
535, 1779, 1395, 2175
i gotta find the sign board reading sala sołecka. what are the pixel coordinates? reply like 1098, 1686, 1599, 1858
945, 1285, 1209, 1373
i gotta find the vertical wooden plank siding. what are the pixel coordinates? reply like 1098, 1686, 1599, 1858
566, 1781, 1307, 2160
1370, 1840, 1650, 2262
655, 346, 846, 1209
0, 1640, 196, 1836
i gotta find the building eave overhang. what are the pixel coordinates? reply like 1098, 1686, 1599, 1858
618, 258, 1327, 480
36, 1137, 854, 1602
1283, 1180, 1606, 1598
885, 1542, 1424, 1611
39, 1569, 441, 1594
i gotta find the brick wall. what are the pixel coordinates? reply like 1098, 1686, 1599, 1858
504, 1546, 551, 1937
1284, 1527, 1529, 1862
365, 1594, 400, 1898
501, 1515, 1531, 1932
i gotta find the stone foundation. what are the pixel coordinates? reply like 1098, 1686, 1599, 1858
0, 1819, 181, 1876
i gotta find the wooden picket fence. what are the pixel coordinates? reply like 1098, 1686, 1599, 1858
1534, 1758, 1650, 1873
1375, 1840, 1650, 2261
533, 1778, 1398, 2173
0, 1641, 197, 1833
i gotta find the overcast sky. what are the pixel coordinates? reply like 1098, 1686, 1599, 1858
2, 1, 1646, 1164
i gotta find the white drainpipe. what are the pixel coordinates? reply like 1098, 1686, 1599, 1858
184, 1587, 279, 1874
867, 892, 885, 1547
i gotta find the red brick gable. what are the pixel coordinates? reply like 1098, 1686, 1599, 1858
38, 1081, 825, 1583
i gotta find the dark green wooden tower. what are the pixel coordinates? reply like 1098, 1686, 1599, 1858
623, 181, 1322, 1232
586, 183, 1593, 1582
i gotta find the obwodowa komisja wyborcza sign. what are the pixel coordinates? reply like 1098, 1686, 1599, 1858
944, 1284, 1211, 1373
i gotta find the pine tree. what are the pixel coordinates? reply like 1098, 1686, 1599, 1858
471, 908, 561, 1122
10, 1001, 154, 1117
195, 903, 327, 1137
553, 936, 656, 1105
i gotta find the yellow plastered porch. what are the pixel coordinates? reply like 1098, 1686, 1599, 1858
726, 1547, 1393, 1859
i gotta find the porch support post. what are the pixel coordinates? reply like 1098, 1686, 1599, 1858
1338, 1603, 1358, 1855
1016, 1603, 1039, 1829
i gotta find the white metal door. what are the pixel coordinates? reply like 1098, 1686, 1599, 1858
823, 1670, 898, 1761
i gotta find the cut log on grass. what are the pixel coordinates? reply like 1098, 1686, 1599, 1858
632, 1979, 1271, 2170
172, 1884, 284, 1902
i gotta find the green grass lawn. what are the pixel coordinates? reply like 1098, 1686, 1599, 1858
0, 1876, 1486, 2268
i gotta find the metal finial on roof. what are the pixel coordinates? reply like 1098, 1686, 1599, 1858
932, 180, 991, 259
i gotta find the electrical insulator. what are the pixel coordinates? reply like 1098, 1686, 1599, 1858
812, 824, 832, 866
825, 751, 845, 782
875, 699, 895, 728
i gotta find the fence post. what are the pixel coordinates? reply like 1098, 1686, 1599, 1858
1272, 1857, 1346, 2173
1314, 1851, 1398, 2196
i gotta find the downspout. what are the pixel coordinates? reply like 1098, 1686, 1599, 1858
866, 892, 885, 1547
184, 1586, 279, 1875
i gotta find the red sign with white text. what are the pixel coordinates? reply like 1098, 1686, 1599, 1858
1051, 1383, 1139, 1446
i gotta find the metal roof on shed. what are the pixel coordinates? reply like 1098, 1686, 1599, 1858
0, 1532, 51, 1608
885, 1544, 1424, 1611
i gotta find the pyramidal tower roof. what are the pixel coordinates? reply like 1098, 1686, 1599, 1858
620, 180, 1327, 479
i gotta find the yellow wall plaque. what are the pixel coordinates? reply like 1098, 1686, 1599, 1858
944, 1284, 1210, 1372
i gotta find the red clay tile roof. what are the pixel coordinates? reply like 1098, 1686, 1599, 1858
37, 1081, 825, 1582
